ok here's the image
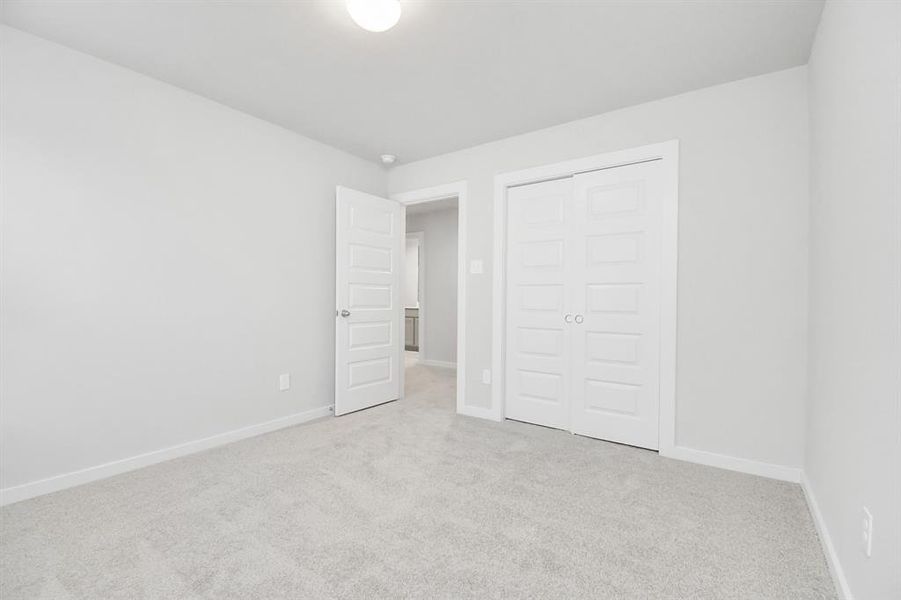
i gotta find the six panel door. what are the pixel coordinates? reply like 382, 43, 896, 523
504, 178, 574, 430
570, 161, 663, 450
504, 160, 664, 450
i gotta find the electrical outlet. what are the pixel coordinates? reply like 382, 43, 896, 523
470, 259, 483, 274
481, 369, 491, 385
862, 507, 873, 557
279, 373, 290, 391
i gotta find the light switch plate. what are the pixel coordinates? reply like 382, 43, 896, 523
279, 373, 290, 391
481, 369, 491, 385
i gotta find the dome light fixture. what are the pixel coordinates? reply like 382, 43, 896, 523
346, 0, 402, 33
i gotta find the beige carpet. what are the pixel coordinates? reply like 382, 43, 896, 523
1, 362, 836, 599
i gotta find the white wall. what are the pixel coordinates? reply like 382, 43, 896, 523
804, 2, 901, 598
405, 207, 458, 365
0, 27, 386, 494
389, 67, 810, 471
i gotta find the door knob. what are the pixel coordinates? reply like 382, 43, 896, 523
574, 314, 584, 324
564, 314, 573, 323
340, 309, 351, 317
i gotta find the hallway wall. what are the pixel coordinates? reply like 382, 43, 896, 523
406, 207, 458, 365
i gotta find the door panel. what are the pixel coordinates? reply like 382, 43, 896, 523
571, 161, 663, 449
335, 186, 403, 416
503, 160, 664, 450
504, 178, 574, 430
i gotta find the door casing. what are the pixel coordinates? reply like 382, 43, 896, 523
404, 231, 425, 353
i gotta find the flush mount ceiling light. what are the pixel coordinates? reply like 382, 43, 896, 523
346, 0, 401, 33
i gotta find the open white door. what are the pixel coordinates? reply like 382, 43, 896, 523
335, 186, 404, 416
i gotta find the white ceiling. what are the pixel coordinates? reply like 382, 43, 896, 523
1, 1, 823, 164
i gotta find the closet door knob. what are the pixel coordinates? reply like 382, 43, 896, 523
340, 309, 351, 317
564, 314, 573, 323
574, 314, 584, 324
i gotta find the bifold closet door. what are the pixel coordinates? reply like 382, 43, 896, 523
504, 178, 575, 430
504, 160, 663, 449
570, 160, 663, 450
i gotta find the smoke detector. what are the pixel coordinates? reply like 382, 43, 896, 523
380, 154, 397, 166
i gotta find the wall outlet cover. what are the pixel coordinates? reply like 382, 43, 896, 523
279, 373, 290, 391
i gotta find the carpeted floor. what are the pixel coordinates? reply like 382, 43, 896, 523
1, 361, 836, 599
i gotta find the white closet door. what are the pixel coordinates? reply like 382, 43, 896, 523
504, 178, 574, 430
570, 161, 663, 450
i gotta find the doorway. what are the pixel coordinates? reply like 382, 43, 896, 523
402, 197, 459, 404
393, 182, 467, 412
334, 183, 467, 417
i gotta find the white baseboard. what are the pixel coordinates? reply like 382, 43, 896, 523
0, 405, 333, 507
419, 359, 457, 369
458, 403, 502, 422
0, 403, 850, 600
801, 473, 853, 600
660, 445, 802, 483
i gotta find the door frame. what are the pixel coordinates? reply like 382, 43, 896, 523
391, 181, 467, 414
491, 140, 679, 453
405, 231, 425, 354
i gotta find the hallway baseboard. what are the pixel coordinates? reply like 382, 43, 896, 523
418, 359, 456, 369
